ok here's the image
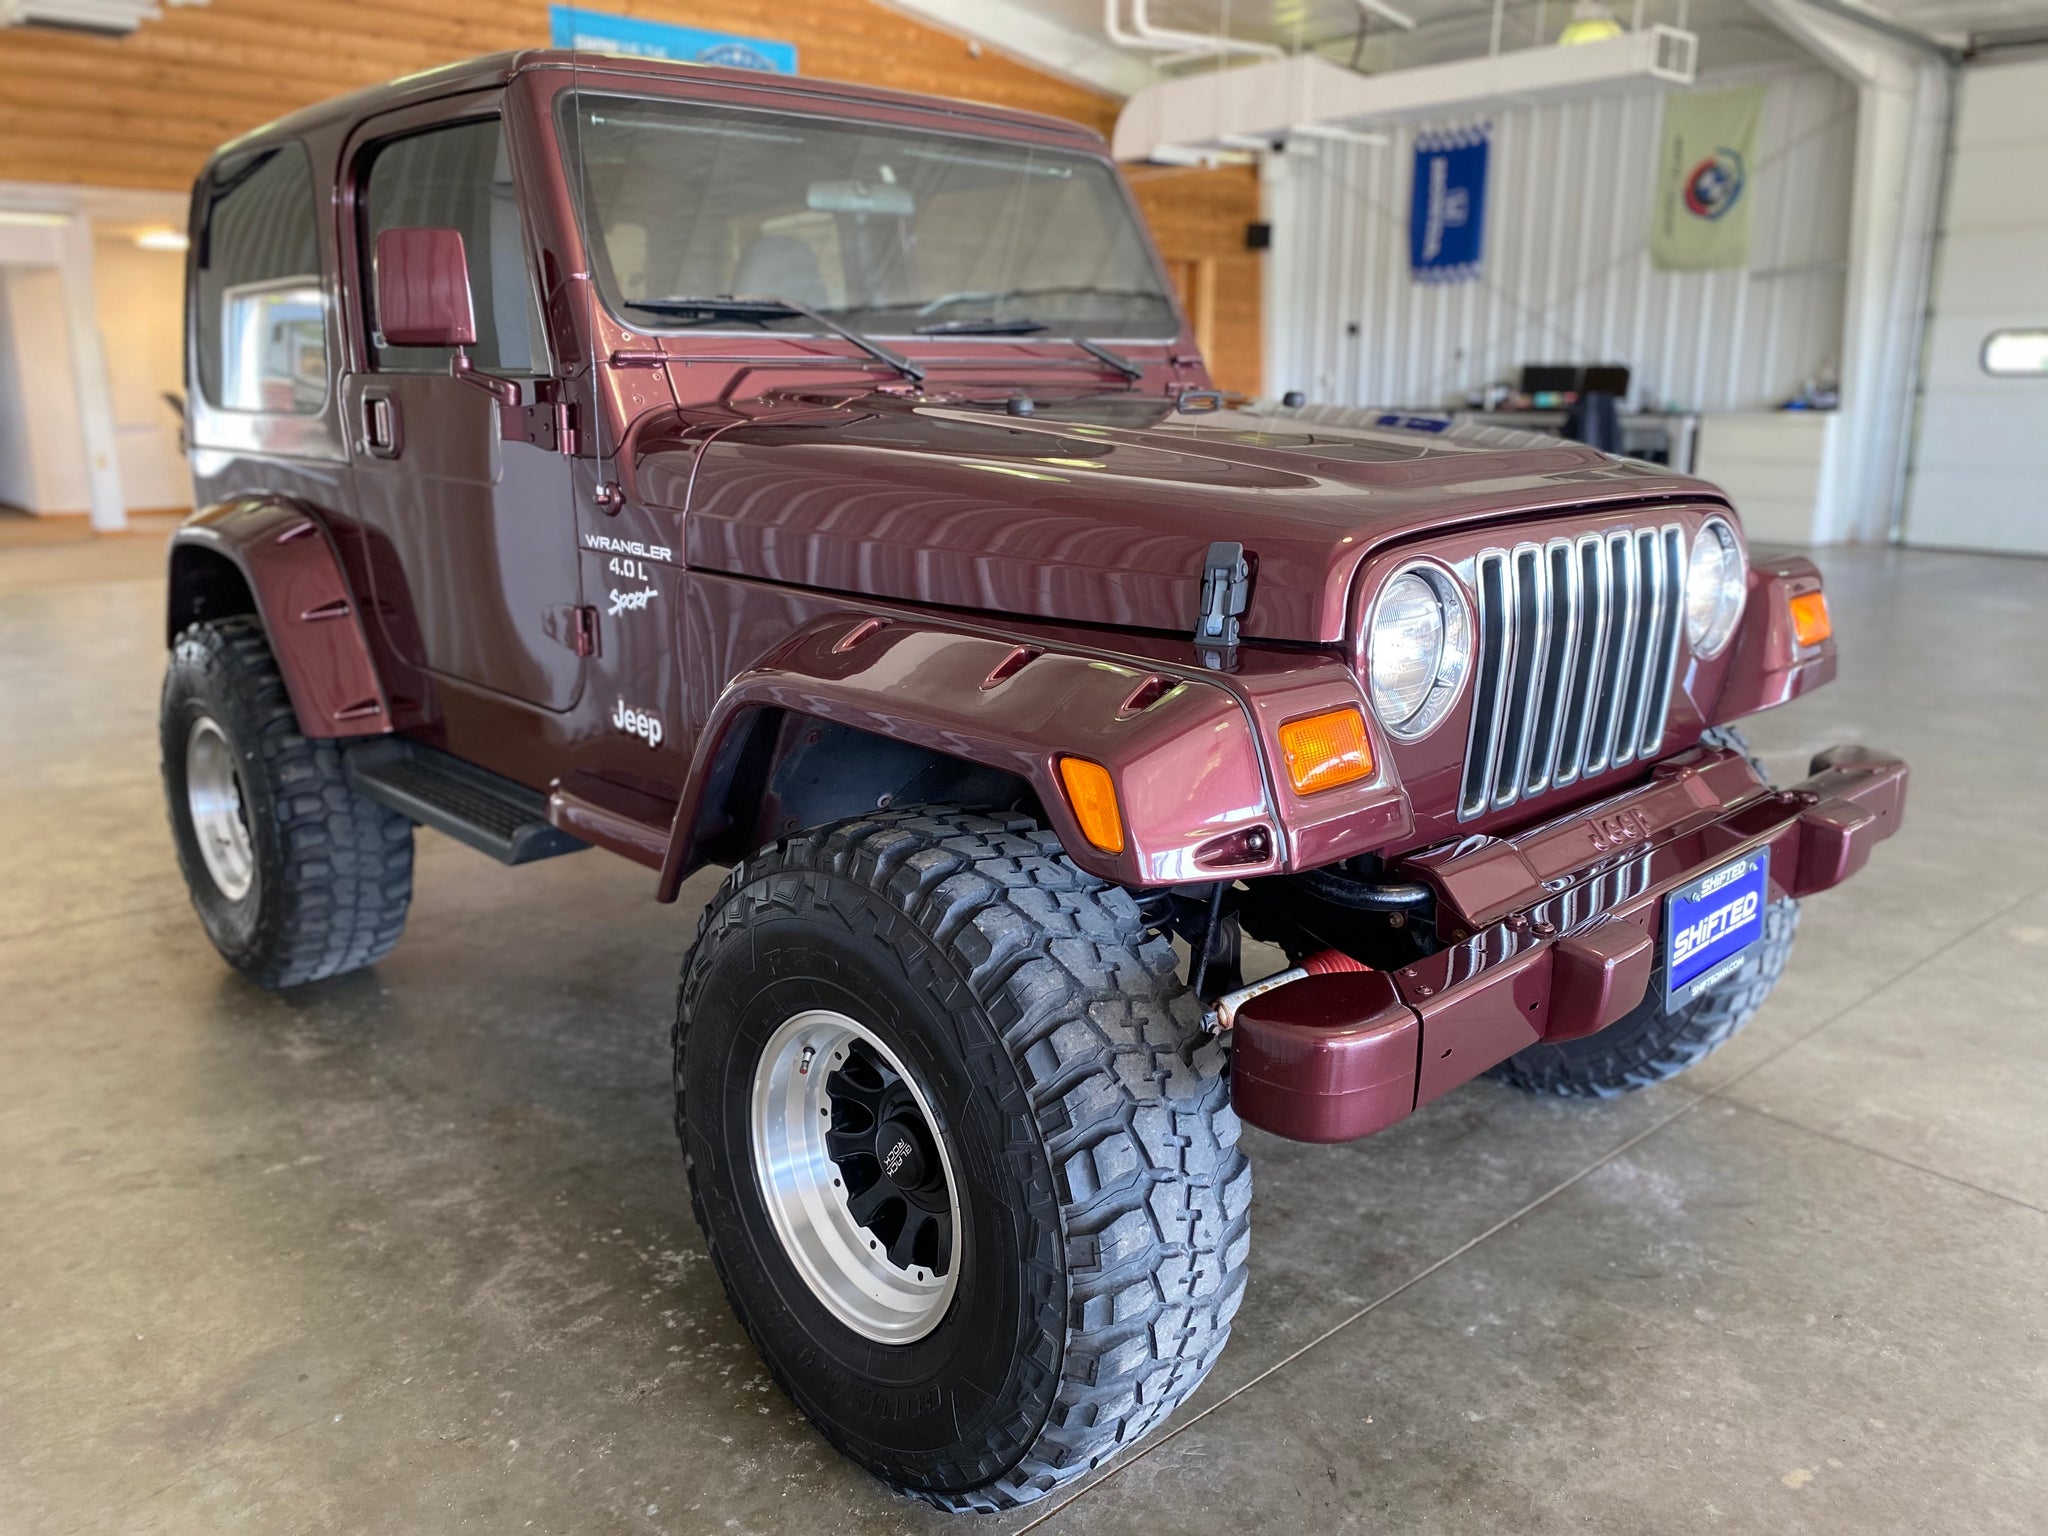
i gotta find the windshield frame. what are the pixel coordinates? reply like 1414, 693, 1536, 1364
551, 88, 1185, 347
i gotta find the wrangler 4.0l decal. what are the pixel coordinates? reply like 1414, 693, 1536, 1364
584, 532, 673, 563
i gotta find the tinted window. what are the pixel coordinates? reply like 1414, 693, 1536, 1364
562, 94, 1177, 340
360, 117, 542, 373
195, 142, 327, 414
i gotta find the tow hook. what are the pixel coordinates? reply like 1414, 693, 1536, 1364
1204, 949, 1369, 1032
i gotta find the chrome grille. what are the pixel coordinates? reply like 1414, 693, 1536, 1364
1458, 523, 1686, 821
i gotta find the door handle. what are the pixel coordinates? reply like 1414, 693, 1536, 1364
362, 389, 401, 458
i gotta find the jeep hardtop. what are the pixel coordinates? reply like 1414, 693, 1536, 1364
161, 50, 1907, 1511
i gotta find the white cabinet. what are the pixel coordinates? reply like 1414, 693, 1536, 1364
1694, 412, 1839, 547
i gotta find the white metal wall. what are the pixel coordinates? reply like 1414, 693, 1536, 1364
1903, 55, 2048, 555
1264, 67, 1859, 415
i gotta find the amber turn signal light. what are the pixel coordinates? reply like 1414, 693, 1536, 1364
1789, 590, 1832, 648
1278, 706, 1375, 795
1057, 756, 1125, 854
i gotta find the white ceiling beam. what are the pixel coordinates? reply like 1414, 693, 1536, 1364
1355, 0, 1419, 32
873, 0, 1154, 98
1112, 26, 1698, 160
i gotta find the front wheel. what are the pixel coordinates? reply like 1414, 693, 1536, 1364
674, 810, 1250, 1512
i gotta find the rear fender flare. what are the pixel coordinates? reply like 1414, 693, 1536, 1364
659, 616, 1281, 896
167, 498, 391, 738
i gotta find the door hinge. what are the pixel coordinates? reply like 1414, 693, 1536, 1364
500, 381, 579, 455
546, 603, 601, 658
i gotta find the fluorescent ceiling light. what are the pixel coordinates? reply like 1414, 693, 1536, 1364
136, 228, 189, 251
1559, 0, 1626, 44
0, 209, 72, 227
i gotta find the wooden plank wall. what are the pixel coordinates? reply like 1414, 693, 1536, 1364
1128, 162, 1261, 396
0, 0, 1258, 389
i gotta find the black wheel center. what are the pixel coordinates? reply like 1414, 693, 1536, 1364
875, 1116, 928, 1190
821, 1041, 953, 1276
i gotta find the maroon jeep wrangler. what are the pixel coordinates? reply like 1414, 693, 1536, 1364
161, 50, 1906, 1511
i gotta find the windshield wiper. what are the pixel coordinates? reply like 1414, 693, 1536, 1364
624, 295, 924, 385
915, 316, 1048, 335
914, 315, 1143, 381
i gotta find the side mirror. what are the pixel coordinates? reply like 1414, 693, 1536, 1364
373, 227, 476, 349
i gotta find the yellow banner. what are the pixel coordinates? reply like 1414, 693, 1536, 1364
1651, 86, 1765, 272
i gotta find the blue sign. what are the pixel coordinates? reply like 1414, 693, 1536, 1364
549, 5, 798, 73
1409, 124, 1489, 284
1663, 849, 1770, 1010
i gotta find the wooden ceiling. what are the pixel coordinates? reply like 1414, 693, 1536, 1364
0, 0, 1121, 191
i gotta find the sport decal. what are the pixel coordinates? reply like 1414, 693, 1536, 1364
608, 586, 657, 618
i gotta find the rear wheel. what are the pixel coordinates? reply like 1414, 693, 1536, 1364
675, 809, 1250, 1511
161, 618, 413, 989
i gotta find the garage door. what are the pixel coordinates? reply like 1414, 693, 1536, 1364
1904, 56, 2048, 555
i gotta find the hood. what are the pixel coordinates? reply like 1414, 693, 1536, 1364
657, 396, 1716, 645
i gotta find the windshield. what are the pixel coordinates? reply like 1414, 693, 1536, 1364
560, 93, 1180, 340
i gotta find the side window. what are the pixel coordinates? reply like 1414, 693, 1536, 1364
359, 117, 543, 374
195, 142, 327, 414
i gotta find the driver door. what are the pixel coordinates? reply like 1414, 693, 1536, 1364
340, 103, 582, 712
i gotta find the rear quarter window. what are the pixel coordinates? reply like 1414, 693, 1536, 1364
194, 142, 328, 415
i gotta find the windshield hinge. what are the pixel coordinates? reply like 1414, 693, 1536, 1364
1194, 541, 1250, 665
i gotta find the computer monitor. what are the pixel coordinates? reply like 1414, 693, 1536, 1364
1519, 364, 1579, 396
1582, 364, 1631, 397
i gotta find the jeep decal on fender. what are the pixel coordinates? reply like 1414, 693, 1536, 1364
612, 698, 663, 748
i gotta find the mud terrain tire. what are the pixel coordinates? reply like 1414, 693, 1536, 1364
1487, 726, 1797, 1096
161, 617, 413, 988
674, 809, 1250, 1511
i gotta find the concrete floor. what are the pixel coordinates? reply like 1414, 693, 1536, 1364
3, 516, 2045, 1534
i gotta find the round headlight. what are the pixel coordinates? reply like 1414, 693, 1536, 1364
1685, 517, 1746, 658
1367, 562, 1471, 740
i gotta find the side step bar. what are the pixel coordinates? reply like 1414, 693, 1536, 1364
346, 740, 587, 865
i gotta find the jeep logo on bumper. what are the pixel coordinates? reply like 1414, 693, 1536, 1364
1588, 806, 1654, 852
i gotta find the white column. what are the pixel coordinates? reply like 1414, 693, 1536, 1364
1260, 147, 1297, 402
55, 212, 125, 533
1747, 0, 1951, 544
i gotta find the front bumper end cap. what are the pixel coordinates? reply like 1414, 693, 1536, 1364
1231, 972, 1419, 1144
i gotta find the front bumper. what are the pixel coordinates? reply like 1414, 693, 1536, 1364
1230, 743, 1908, 1143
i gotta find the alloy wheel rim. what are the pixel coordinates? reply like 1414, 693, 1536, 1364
750, 1009, 960, 1344
185, 716, 255, 901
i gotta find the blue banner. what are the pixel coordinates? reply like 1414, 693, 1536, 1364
549, 5, 798, 73
1409, 125, 1489, 284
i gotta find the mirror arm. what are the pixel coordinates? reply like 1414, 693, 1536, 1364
449, 345, 521, 408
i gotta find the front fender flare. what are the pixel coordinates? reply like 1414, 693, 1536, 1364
168, 498, 391, 738
659, 615, 1285, 896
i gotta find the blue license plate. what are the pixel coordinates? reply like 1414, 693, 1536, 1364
1663, 849, 1770, 1010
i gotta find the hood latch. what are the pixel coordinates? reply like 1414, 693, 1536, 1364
1195, 541, 1251, 666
